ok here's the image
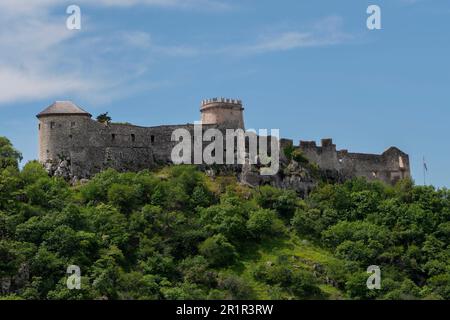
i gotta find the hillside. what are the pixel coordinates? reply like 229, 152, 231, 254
0, 136, 449, 300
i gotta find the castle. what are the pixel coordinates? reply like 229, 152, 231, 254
37, 99, 410, 186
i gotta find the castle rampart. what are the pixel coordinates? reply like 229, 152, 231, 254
296, 138, 410, 184
37, 100, 411, 185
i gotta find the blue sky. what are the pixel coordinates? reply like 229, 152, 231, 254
0, 0, 448, 187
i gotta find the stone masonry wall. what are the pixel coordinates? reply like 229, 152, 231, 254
39, 115, 230, 179
295, 139, 410, 185
38, 109, 411, 186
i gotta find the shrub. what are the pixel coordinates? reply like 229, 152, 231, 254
256, 186, 298, 219
217, 274, 255, 300
107, 183, 139, 213
21, 161, 48, 184
199, 234, 238, 267
246, 209, 284, 239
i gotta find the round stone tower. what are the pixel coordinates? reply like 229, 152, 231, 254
200, 98, 245, 129
36, 101, 92, 165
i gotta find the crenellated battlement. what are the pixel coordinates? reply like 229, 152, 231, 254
200, 97, 245, 129
293, 138, 410, 184
201, 97, 243, 108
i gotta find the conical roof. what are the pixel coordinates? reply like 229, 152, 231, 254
36, 101, 92, 118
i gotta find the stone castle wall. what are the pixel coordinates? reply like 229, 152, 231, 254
38, 114, 230, 179
280, 138, 410, 185
37, 99, 411, 185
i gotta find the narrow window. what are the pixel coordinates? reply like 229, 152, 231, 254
131, 134, 136, 142
50, 122, 55, 129
151, 135, 155, 143
71, 122, 76, 128
69, 135, 73, 139
38, 124, 41, 130
112, 134, 116, 141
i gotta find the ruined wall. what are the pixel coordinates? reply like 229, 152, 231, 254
296, 139, 410, 185
298, 139, 340, 171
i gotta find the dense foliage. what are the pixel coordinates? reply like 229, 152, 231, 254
0, 137, 448, 300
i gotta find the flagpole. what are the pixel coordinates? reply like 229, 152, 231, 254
423, 156, 426, 186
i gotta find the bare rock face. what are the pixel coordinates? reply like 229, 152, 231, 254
70, 176, 79, 185
276, 176, 316, 197
240, 162, 264, 186
43, 159, 74, 181
239, 158, 320, 197
54, 160, 71, 180
44, 161, 54, 175
79, 178, 90, 185
40, 152, 323, 197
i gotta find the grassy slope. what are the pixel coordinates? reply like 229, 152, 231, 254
228, 234, 345, 299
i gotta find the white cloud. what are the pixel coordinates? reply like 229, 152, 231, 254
120, 31, 153, 48
0, 4, 154, 105
0, 1, 349, 105
0, 67, 94, 104
222, 16, 350, 55
0, 3, 91, 105
0, 0, 232, 13
0, 0, 58, 15
0, 0, 232, 105
116, 17, 348, 59
399, 0, 423, 4
235, 32, 321, 54
86, 0, 232, 11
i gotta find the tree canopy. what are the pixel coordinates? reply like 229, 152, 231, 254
0, 136, 448, 300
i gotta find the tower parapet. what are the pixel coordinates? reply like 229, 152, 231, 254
200, 97, 245, 129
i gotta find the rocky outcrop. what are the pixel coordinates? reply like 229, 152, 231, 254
43, 153, 329, 197
44, 159, 69, 178
54, 160, 72, 180
239, 157, 320, 197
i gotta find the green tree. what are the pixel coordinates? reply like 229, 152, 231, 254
107, 183, 139, 213
0, 137, 22, 170
200, 203, 247, 241
345, 272, 379, 300
96, 112, 112, 124
199, 234, 238, 267
256, 186, 298, 219
246, 209, 284, 239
